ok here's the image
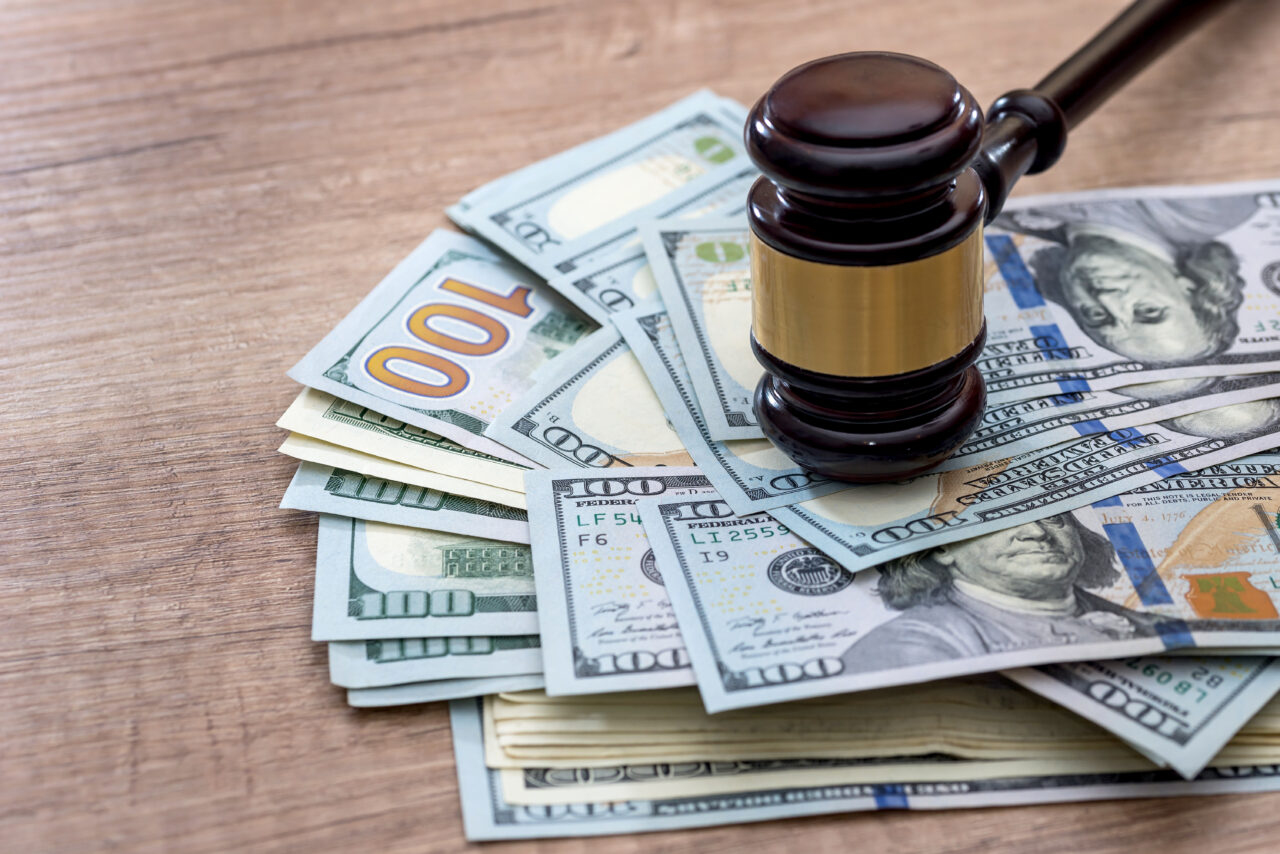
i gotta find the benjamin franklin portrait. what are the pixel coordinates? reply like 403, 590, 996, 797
841, 514, 1164, 671
999, 196, 1256, 366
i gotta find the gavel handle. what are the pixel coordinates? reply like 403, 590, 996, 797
976, 0, 1237, 223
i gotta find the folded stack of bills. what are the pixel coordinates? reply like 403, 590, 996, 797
275, 90, 1280, 839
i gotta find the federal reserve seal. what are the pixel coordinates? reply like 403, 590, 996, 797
1263, 260, 1280, 298
766, 548, 851, 596
640, 548, 663, 586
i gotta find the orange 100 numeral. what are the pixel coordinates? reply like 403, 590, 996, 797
365, 277, 534, 398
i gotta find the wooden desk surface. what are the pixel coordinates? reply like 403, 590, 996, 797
6, 0, 1280, 850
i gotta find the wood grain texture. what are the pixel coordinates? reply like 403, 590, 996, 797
3, 0, 1280, 851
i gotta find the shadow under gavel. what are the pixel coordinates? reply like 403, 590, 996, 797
747, 0, 1236, 483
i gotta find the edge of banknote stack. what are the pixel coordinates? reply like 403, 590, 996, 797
274, 89, 1280, 839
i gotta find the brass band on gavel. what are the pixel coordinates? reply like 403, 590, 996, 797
750, 225, 984, 379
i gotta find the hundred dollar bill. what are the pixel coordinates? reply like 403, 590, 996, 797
449, 698, 1280, 840
281, 463, 529, 543
616, 183, 1280, 443
638, 216, 1280, 449
288, 229, 591, 465
544, 167, 757, 322
642, 217, 761, 440
278, 388, 527, 492
311, 515, 537, 640
447, 91, 749, 281
770, 404, 1280, 575
525, 468, 713, 695
628, 210, 1280, 498
485, 327, 692, 469
447, 93, 745, 221
950, 373, 1280, 469
349, 674, 544, 708
616, 303, 1241, 528
328, 635, 542, 689
612, 306, 1279, 527
980, 180, 1280, 404
640, 490, 1280, 712
278, 433, 525, 509
1008, 655, 1280, 779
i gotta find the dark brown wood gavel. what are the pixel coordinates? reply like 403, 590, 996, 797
747, 0, 1236, 482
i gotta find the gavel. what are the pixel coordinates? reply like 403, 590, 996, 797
747, 0, 1235, 482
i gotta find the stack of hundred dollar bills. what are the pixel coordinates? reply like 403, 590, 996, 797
276, 90, 1280, 839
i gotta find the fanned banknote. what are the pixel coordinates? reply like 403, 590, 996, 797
279, 432, 526, 509
279, 388, 527, 492
447, 92, 746, 224
524, 468, 713, 695
328, 635, 542, 689
642, 217, 763, 440
485, 326, 692, 469
950, 372, 1280, 469
545, 167, 756, 322
615, 305, 1280, 536
282, 463, 530, 543
349, 674, 544, 708
311, 515, 537, 640
640, 477, 1280, 712
1009, 655, 1280, 778
448, 91, 750, 281
770, 407, 1280, 574
980, 180, 1280, 403
449, 698, 1280, 841
289, 229, 591, 464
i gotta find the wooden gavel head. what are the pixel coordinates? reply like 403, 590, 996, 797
747, 51, 990, 483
